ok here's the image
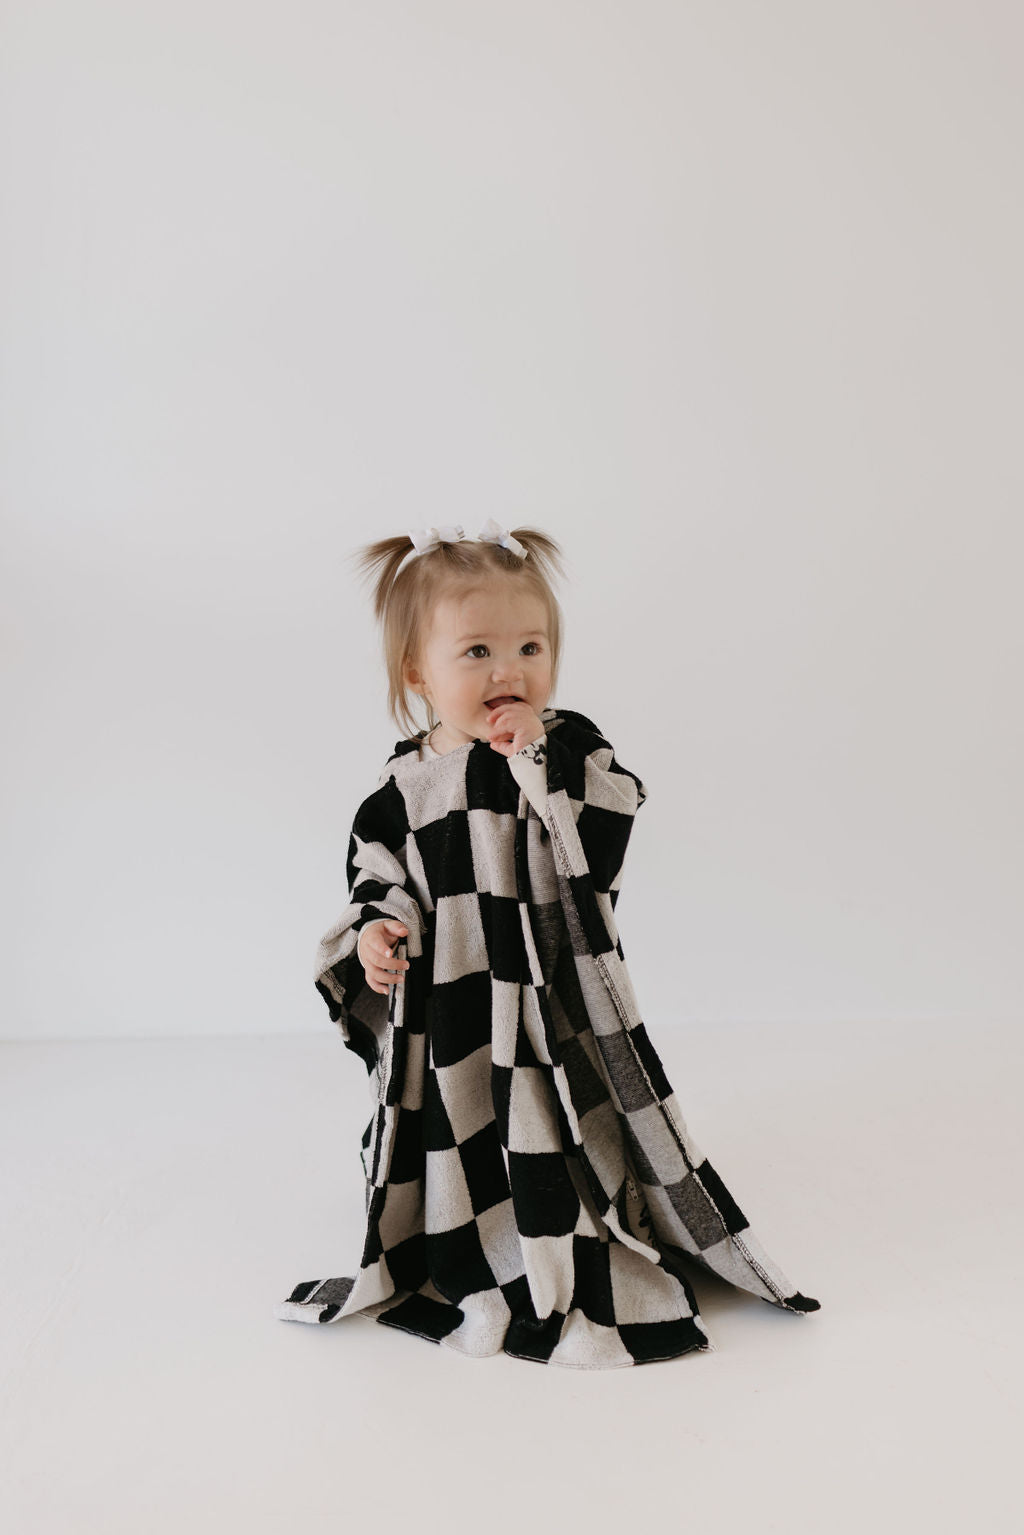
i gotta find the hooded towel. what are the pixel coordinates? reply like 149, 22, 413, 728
275, 707, 820, 1367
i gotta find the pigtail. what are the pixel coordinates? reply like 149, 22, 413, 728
346, 535, 416, 627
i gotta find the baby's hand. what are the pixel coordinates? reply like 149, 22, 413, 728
358, 919, 410, 995
486, 701, 545, 757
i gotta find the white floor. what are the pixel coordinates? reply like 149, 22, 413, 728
1, 1019, 1019, 1534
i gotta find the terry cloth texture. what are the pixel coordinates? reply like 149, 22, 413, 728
275, 707, 821, 1368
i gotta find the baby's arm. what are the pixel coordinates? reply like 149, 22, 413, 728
507, 710, 647, 897
314, 778, 423, 1065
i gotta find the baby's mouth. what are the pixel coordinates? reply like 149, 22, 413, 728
485, 695, 522, 708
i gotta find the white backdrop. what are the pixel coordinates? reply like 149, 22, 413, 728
2, 0, 1020, 1039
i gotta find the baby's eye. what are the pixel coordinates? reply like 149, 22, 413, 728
465, 642, 542, 658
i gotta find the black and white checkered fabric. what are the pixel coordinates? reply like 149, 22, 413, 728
275, 706, 820, 1367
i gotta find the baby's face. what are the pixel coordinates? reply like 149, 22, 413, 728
407, 583, 552, 748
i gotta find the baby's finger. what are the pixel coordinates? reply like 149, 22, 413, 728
375, 944, 410, 974
365, 953, 408, 993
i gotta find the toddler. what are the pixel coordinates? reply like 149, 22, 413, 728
275, 519, 820, 1368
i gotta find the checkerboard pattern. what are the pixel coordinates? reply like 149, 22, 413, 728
274, 708, 820, 1366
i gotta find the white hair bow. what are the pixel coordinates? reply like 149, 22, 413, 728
406, 519, 528, 559
407, 523, 467, 553
476, 517, 528, 559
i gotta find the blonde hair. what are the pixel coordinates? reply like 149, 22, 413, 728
348, 527, 567, 740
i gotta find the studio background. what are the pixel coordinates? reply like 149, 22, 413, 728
2, 7, 1021, 1535
2, 2, 1020, 1042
